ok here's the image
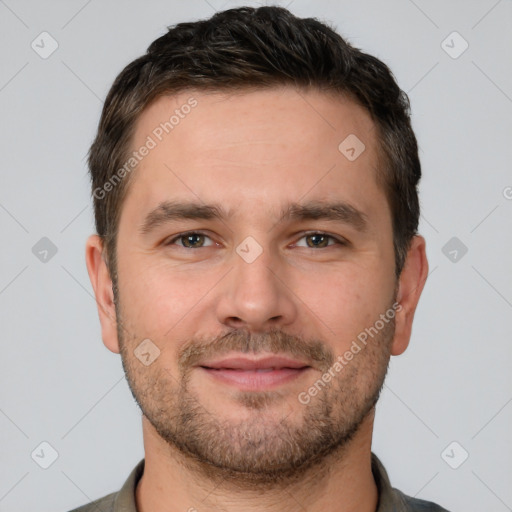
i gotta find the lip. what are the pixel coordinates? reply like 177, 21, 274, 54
197, 355, 312, 391
199, 355, 311, 371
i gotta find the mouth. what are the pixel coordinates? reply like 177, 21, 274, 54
197, 355, 312, 391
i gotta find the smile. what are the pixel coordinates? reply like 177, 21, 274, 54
198, 355, 312, 390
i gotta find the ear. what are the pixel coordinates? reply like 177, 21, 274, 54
391, 235, 429, 356
85, 234, 120, 354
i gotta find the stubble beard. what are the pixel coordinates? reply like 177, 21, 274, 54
115, 298, 394, 488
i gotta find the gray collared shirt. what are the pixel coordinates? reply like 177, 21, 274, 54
68, 453, 450, 512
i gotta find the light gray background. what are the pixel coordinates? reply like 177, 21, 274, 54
1, 1, 511, 511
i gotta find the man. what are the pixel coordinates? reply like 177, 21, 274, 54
75, 5, 448, 512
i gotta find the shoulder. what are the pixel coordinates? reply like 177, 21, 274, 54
65, 458, 144, 512
371, 453, 450, 512
66, 491, 117, 512
392, 487, 451, 512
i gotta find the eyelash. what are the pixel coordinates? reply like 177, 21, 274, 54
166, 231, 216, 248
165, 231, 347, 248
298, 231, 347, 248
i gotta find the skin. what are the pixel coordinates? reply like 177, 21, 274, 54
85, 87, 428, 512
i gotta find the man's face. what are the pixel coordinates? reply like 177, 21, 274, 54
110, 87, 399, 482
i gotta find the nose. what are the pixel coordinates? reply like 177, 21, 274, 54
214, 245, 298, 332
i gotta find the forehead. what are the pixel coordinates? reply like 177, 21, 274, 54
122, 87, 385, 225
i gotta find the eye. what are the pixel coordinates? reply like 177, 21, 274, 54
295, 232, 344, 249
167, 232, 214, 248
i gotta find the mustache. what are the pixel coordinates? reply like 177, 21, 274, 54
177, 328, 334, 373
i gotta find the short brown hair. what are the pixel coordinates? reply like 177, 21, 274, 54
88, 6, 421, 291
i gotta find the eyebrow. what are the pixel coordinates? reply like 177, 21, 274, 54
281, 201, 368, 231
139, 201, 228, 235
138, 199, 369, 236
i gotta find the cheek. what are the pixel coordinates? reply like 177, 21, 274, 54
293, 264, 391, 348
117, 256, 220, 337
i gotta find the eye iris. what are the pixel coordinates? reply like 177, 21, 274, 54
307, 234, 328, 248
183, 234, 204, 248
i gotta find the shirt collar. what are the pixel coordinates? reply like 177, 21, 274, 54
113, 452, 407, 512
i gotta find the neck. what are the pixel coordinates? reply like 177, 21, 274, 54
135, 412, 379, 512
